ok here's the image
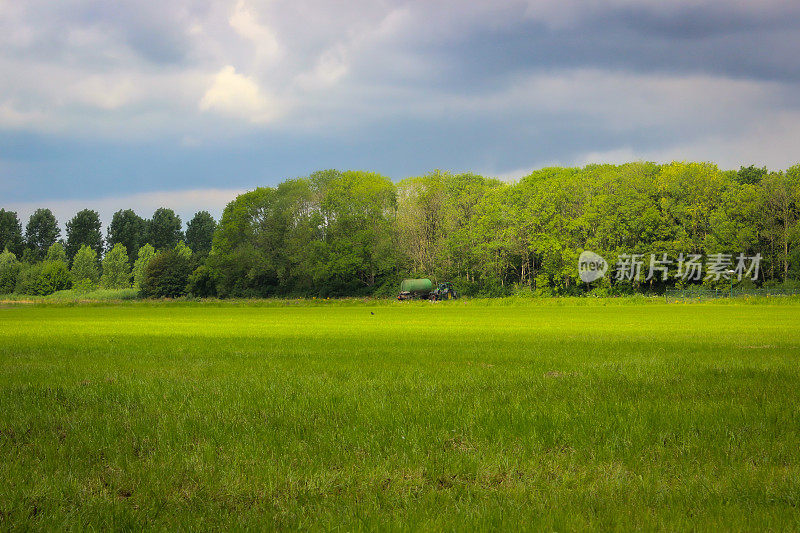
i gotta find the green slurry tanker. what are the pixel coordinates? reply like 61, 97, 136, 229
397, 279, 459, 301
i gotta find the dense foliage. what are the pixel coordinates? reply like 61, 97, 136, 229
132, 244, 156, 288
0, 209, 24, 255
45, 242, 67, 264
13, 259, 73, 295
24, 208, 60, 261
148, 208, 183, 251
107, 209, 148, 261
36, 260, 73, 294
185, 211, 216, 256
65, 209, 103, 260
0, 249, 20, 293
140, 249, 191, 298
206, 163, 800, 296
70, 245, 100, 287
208, 170, 397, 297
100, 243, 131, 289
2, 162, 800, 297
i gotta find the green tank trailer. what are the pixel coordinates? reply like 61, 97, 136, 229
397, 279, 459, 301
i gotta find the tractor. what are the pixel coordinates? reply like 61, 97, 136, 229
397, 279, 459, 301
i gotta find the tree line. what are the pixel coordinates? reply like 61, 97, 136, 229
1, 162, 799, 298
0, 208, 215, 297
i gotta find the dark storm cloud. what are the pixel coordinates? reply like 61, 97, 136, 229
609, 3, 800, 39
1, 0, 800, 207
427, 2, 800, 87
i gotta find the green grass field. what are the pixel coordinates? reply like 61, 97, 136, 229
1, 299, 799, 530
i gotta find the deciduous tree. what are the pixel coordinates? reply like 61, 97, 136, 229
101, 243, 131, 288
66, 209, 103, 260
25, 208, 60, 260
185, 211, 216, 255
148, 208, 183, 250
132, 243, 156, 288
0, 209, 24, 256
107, 209, 147, 262
71, 245, 100, 286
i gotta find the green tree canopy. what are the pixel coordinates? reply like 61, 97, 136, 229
70, 245, 100, 285
37, 261, 72, 295
185, 211, 216, 255
66, 209, 103, 260
132, 243, 156, 288
175, 240, 192, 260
0, 249, 21, 294
737, 165, 768, 185
0, 209, 24, 256
107, 209, 147, 262
140, 249, 191, 298
148, 208, 183, 250
209, 181, 315, 297
209, 171, 397, 297
100, 243, 131, 289
4, 162, 800, 297
45, 242, 67, 263
25, 208, 60, 261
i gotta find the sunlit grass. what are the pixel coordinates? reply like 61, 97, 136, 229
1, 300, 799, 529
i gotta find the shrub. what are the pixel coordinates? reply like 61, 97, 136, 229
21, 248, 38, 264
71, 278, 96, 293
14, 263, 41, 294
0, 249, 21, 294
28, 261, 72, 295
43, 287, 139, 301
140, 250, 191, 298
187, 265, 217, 297
762, 279, 800, 291
533, 274, 552, 297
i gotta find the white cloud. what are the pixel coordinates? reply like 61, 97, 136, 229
295, 43, 349, 89
199, 65, 279, 123
0, 54, 210, 138
228, 0, 281, 64
68, 75, 139, 110
618, 112, 800, 170
0, 101, 50, 129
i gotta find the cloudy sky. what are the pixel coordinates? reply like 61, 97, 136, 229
2, 0, 800, 225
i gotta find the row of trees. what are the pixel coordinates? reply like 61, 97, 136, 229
205, 163, 800, 297
0, 207, 215, 263
2, 162, 799, 298
0, 239, 198, 298
0, 207, 214, 297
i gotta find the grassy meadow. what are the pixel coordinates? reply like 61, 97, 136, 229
0, 299, 799, 530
